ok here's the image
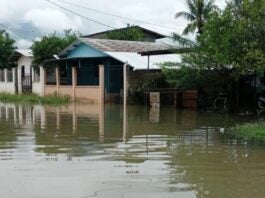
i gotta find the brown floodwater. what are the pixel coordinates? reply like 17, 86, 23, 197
0, 103, 264, 198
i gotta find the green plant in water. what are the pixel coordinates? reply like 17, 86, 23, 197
229, 122, 265, 141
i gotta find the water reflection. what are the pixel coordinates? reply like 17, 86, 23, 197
0, 102, 264, 198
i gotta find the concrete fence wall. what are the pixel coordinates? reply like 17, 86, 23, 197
0, 68, 17, 94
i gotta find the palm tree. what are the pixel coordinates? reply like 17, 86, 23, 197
175, 0, 218, 35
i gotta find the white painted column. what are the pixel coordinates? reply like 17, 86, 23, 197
17, 67, 22, 94
4, 69, 7, 84
55, 67, 60, 96
40, 66, 45, 96
12, 68, 16, 94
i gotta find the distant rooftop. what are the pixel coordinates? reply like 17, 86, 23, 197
83, 26, 166, 42
80, 38, 170, 53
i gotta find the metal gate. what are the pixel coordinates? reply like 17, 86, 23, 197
22, 75, 32, 93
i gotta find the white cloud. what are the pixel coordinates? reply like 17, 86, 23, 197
24, 8, 83, 33
16, 39, 33, 49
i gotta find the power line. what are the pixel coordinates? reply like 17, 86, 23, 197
0, 24, 33, 42
56, 0, 183, 31
44, 0, 116, 29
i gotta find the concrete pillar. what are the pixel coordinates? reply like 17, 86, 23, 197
40, 66, 46, 96
12, 68, 16, 94
99, 65, 105, 104
17, 67, 22, 94
55, 66, 60, 96
72, 67, 77, 100
4, 69, 7, 83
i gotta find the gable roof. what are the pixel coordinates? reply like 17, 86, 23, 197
9, 49, 33, 63
80, 38, 170, 53
83, 25, 166, 39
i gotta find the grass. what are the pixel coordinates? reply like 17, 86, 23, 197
0, 92, 70, 105
229, 122, 265, 141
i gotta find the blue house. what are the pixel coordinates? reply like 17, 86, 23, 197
41, 38, 180, 103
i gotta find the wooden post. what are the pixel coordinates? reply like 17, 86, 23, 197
123, 64, 128, 106
123, 64, 128, 142
55, 66, 60, 96
72, 67, 77, 100
99, 65, 105, 104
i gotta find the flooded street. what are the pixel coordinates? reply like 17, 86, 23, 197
0, 103, 265, 198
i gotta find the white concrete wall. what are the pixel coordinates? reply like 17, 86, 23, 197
32, 82, 42, 96
0, 68, 16, 94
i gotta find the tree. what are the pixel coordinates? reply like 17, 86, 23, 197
175, 0, 218, 35
0, 30, 15, 68
106, 25, 145, 41
31, 29, 79, 68
163, 0, 265, 110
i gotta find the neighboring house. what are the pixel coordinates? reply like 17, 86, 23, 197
0, 49, 33, 94
41, 38, 180, 103
0, 49, 42, 96
83, 26, 166, 42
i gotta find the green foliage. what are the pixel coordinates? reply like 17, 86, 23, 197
175, 0, 219, 35
31, 29, 80, 68
0, 30, 15, 69
0, 93, 70, 105
196, 0, 265, 76
229, 122, 265, 141
160, 60, 234, 92
165, 0, 265, 91
107, 26, 145, 41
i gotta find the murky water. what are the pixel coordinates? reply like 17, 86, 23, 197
0, 103, 265, 198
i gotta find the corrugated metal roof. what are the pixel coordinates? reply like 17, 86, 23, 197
105, 52, 181, 70
80, 38, 170, 53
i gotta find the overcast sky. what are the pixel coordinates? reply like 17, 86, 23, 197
0, 0, 226, 48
